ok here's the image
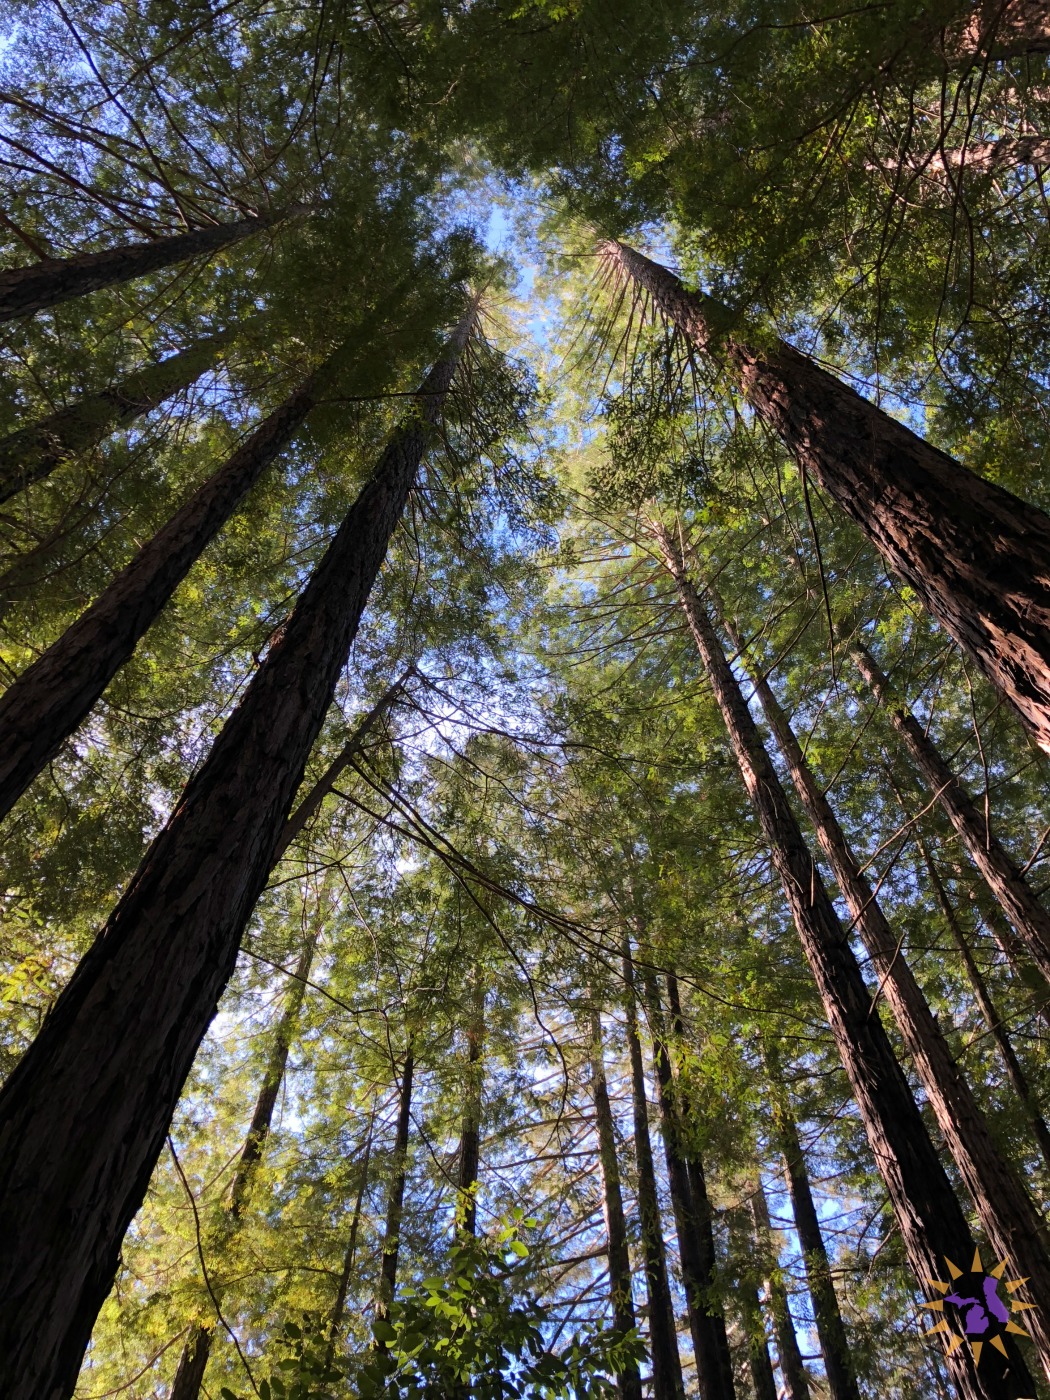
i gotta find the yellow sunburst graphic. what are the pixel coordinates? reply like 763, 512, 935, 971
921, 1246, 1038, 1366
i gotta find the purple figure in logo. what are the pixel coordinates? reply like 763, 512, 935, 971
944, 1275, 1011, 1337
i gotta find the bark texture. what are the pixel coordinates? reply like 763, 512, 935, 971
608, 240, 1050, 756
719, 600, 1050, 1378
748, 1183, 812, 1400
652, 523, 1035, 1400
947, 0, 1050, 58
376, 1045, 415, 1326
623, 943, 686, 1400
0, 212, 281, 322
0, 327, 233, 504
589, 1009, 644, 1400
0, 370, 322, 824
853, 643, 1050, 989
0, 315, 471, 1400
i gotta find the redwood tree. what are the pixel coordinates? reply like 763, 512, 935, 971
0, 309, 473, 1400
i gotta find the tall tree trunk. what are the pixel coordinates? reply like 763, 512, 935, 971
650, 522, 1035, 1400
0, 326, 235, 504
0, 310, 474, 1400
853, 644, 1050, 990
607, 240, 1050, 756
766, 1094, 860, 1400
623, 941, 686, 1400
456, 973, 485, 1237
748, 1183, 812, 1400
376, 1044, 415, 1328
647, 969, 736, 1400
0, 211, 288, 322
946, 0, 1050, 59
168, 930, 319, 1400
588, 1007, 644, 1400
715, 595, 1050, 1376
916, 834, 1050, 1176
0, 366, 325, 824
730, 1203, 779, 1400
324, 1112, 375, 1372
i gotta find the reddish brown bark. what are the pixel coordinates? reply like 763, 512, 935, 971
652, 522, 1035, 1400
0, 211, 283, 322
608, 241, 1050, 756
589, 1008, 644, 1400
717, 600, 1050, 1379
623, 942, 686, 1400
947, 0, 1050, 59
0, 314, 472, 1400
853, 644, 1050, 991
0, 326, 234, 505
0, 369, 323, 824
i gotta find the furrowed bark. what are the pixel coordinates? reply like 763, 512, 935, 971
0, 326, 234, 504
853, 644, 1050, 991
168, 931, 318, 1400
748, 1183, 812, 1400
946, 0, 1050, 59
323, 1113, 375, 1372
651, 522, 1034, 1400
0, 367, 323, 824
376, 1044, 414, 1328
0, 211, 285, 322
917, 835, 1050, 1176
716, 597, 1050, 1378
607, 240, 1050, 756
0, 312, 472, 1400
456, 973, 485, 1237
623, 941, 685, 1400
588, 1008, 644, 1400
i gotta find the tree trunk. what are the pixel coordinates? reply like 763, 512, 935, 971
0, 367, 324, 824
730, 1202, 779, 1400
716, 596, 1050, 1378
0, 310, 473, 1400
767, 1098, 859, 1400
623, 941, 686, 1400
0, 211, 286, 322
646, 969, 736, 1400
0, 326, 235, 504
925, 135, 1050, 174
853, 643, 1050, 991
748, 1183, 812, 1400
651, 522, 1035, 1400
167, 930, 319, 1400
275, 668, 416, 860
607, 240, 1050, 756
917, 835, 1050, 1176
456, 973, 485, 1237
323, 1112, 375, 1372
376, 1044, 415, 1328
589, 1008, 644, 1400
